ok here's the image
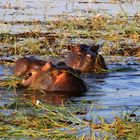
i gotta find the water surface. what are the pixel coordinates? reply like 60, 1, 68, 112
0, 0, 140, 138
1, 0, 140, 33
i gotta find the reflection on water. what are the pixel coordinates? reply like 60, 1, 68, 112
20, 90, 84, 105
0, 0, 140, 125
0, 56, 140, 121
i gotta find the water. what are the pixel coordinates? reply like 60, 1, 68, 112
0, 0, 140, 34
0, 56, 140, 121
0, 0, 140, 138
0, 0, 140, 119
72, 63, 140, 121
1, 0, 140, 22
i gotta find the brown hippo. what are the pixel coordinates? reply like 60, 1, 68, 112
14, 56, 46, 76
65, 44, 108, 72
22, 61, 88, 93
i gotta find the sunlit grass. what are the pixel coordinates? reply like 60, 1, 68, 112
0, 76, 21, 90
0, 12, 140, 57
0, 99, 139, 139
13, 38, 44, 55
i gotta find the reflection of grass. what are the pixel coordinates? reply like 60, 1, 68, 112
0, 100, 139, 139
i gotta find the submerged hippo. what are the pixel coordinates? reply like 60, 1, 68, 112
65, 44, 108, 72
22, 61, 88, 93
14, 56, 46, 76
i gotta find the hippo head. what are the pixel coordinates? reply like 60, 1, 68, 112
14, 57, 46, 76
65, 44, 107, 72
22, 61, 87, 93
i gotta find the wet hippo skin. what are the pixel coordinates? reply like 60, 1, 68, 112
14, 56, 46, 76
65, 44, 108, 72
22, 61, 88, 93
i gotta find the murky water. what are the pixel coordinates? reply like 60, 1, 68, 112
0, 0, 140, 138
0, 56, 140, 121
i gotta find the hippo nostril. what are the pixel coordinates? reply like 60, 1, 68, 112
24, 73, 32, 80
86, 54, 91, 57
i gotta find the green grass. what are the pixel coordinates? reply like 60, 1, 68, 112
0, 99, 139, 139
0, 12, 140, 57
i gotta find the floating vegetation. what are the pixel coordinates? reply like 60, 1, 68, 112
0, 76, 21, 88
0, 100, 139, 139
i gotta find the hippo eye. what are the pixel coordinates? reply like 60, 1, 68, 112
57, 71, 63, 76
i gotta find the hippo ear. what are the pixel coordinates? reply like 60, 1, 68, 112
91, 44, 102, 52
67, 44, 81, 52
67, 45, 74, 51
74, 44, 82, 52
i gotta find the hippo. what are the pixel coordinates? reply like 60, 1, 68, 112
14, 56, 46, 76
22, 61, 88, 93
65, 44, 108, 72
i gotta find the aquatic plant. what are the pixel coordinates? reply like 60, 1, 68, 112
0, 12, 140, 57
0, 99, 139, 139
